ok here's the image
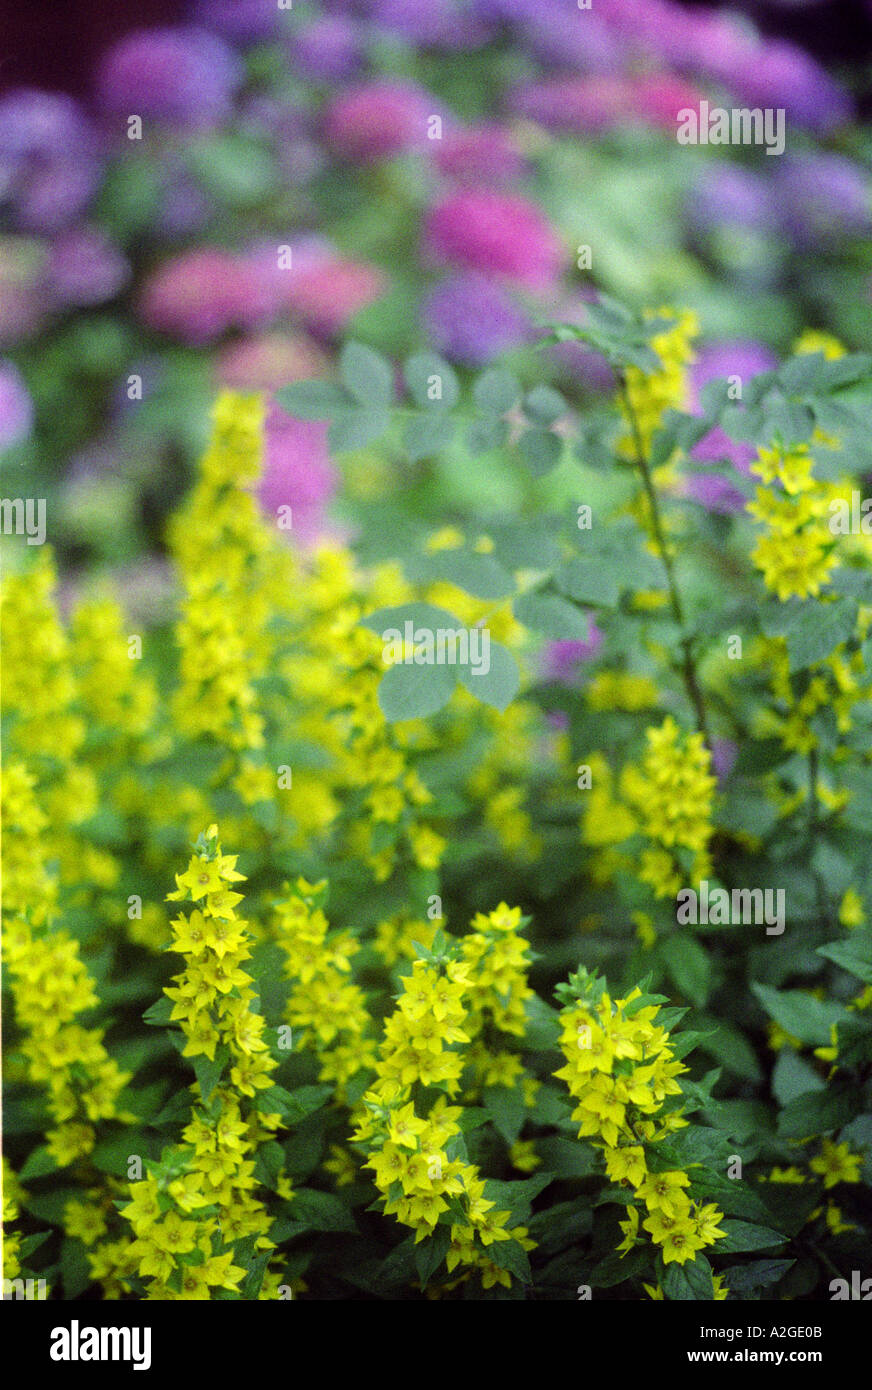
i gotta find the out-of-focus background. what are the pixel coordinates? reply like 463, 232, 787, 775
1, 0, 870, 605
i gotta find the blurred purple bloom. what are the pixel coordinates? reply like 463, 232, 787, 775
324, 80, 442, 162
97, 28, 243, 130
686, 340, 778, 510
0, 359, 34, 450
0, 89, 102, 233
685, 164, 778, 237
259, 403, 337, 546
776, 154, 871, 246
547, 296, 616, 393
434, 125, 526, 188
47, 227, 129, 308
422, 274, 530, 365
365, 0, 492, 47
291, 18, 361, 81
711, 738, 738, 783
191, 0, 280, 42
544, 626, 603, 683
518, 7, 625, 72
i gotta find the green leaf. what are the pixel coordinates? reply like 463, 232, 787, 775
404, 353, 459, 410
360, 601, 460, 636
414, 1226, 451, 1287
771, 1050, 825, 1107
817, 932, 872, 983
518, 428, 563, 475
785, 598, 858, 670
339, 341, 394, 408
660, 934, 711, 1007
482, 1084, 526, 1145
751, 984, 849, 1045
423, 550, 514, 599
193, 1045, 229, 1103
486, 1237, 532, 1285
715, 1220, 785, 1254
722, 1259, 795, 1297
378, 661, 457, 722
555, 558, 619, 608
258, 1083, 333, 1124
275, 381, 352, 420
458, 640, 519, 711
777, 1085, 860, 1139
18, 1146, 58, 1181
513, 591, 590, 640
328, 408, 391, 453
142, 996, 174, 1027
403, 413, 455, 461
523, 385, 567, 426
473, 368, 520, 415
465, 416, 509, 454
662, 1256, 714, 1301
289, 1188, 358, 1233
239, 1251, 270, 1300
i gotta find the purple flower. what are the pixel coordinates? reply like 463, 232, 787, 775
516, 6, 624, 72
191, 0, 280, 43
711, 738, 738, 784
365, 0, 492, 48
547, 296, 616, 393
776, 154, 871, 247
0, 359, 34, 450
684, 165, 778, 237
139, 248, 277, 345
324, 80, 441, 163
703, 31, 851, 132
685, 340, 778, 511
544, 625, 603, 683
259, 403, 337, 547
97, 28, 243, 130
434, 125, 526, 188
424, 188, 564, 289
422, 274, 530, 365
0, 89, 102, 233
47, 227, 129, 308
291, 18, 361, 81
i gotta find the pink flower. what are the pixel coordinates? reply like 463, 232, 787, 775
324, 80, 440, 162
139, 249, 276, 345
282, 257, 387, 338
217, 332, 329, 391
433, 124, 526, 187
259, 405, 336, 546
423, 189, 564, 289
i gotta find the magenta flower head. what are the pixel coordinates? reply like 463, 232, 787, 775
434, 125, 526, 188
324, 80, 441, 163
259, 404, 337, 546
97, 27, 243, 130
47, 226, 129, 309
139, 249, 276, 345
543, 625, 603, 684
423, 189, 565, 290
0, 90, 102, 233
685, 339, 777, 514
422, 274, 530, 366
0, 358, 34, 450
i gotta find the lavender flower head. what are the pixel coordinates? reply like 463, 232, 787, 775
191, 0, 281, 43
0, 359, 34, 450
364, 0, 493, 49
0, 89, 102, 233
776, 154, 871, 247
97, 28, 243, 130
686, 340, 778, 513
434, 125, 526, 188
47, 226, 129, 309
422, 274, 530, 365
291, 17, 361, 82
544, 624, 604, 684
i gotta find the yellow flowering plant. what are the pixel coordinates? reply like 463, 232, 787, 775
3, 302, 872, 1302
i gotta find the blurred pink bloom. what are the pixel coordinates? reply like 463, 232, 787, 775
433, 124, 526, 187
217, 333, 330, 392
423, 189, 564, 289
324, 80, 441, 162
282, 257, 387, 338
139, 249, 276, 344
509, 73, 702, 134
259, 404, 337, 546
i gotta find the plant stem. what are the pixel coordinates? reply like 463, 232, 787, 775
618, 377, 712, 748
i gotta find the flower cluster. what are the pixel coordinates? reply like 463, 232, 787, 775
620, 717, 717, 899
555, 975, 726, 1271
